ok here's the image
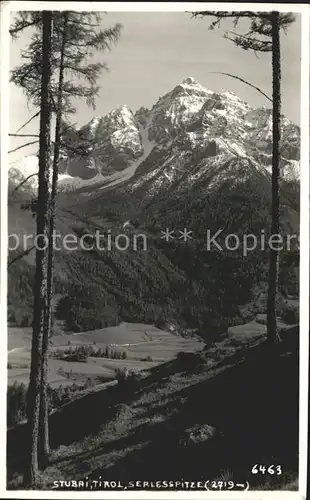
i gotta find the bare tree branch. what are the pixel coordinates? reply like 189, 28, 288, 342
9, 140, 39, 154
223, 32, 272, 53
12, 173, 38, 193
8, 245, 35, 267
9, 133, 39, 138
10, 21, 38, 36
226, 30, 272, 50
15, 111, 40, 133
209, 71, 272, 103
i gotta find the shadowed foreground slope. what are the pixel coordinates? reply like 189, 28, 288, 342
7, 328, 299, 490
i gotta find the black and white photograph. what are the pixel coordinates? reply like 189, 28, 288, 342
1, 2, 309, 496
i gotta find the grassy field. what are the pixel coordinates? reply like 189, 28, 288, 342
7, 322, 203, 387
8, 317, 298, 389
8, 316, 299, 388
7, 324, 299, 490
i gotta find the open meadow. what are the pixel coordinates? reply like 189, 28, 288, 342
8, 322, 204, 388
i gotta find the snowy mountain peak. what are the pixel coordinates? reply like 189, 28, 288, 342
9, 78, 300, 194
181, 77, 198, 85
110, 104, 134, 117
104, 104, 135, 129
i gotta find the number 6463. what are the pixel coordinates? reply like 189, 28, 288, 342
251, 465, 282, 475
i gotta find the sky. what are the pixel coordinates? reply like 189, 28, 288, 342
9, 12, 301, 161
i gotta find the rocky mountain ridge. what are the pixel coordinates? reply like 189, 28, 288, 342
9, 77, 300, 195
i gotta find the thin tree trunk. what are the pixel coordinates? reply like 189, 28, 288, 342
24, 11, 52, 487
39, 12, 68, 468
267, 11, 281, 346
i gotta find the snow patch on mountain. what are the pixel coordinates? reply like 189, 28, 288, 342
101, 116, 156, 190
8, 77, 300, 195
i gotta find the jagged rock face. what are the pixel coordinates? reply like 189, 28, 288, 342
66, 157, 98, 180
179, 423, 223, 447
127, 80, 300, 197
135, 106, 150, 128
9, 77, 300, 193
61, 105, 144, 178
147, 78, 214, 144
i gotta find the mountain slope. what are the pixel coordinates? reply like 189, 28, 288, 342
8, 78, 300, 335
9, 77, 300, 194
7, 327, 299, 490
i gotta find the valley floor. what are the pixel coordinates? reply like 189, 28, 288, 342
7, 325, 299, 491
7, 323, 203, 388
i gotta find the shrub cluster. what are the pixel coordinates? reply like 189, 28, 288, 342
176, 351, 206, 373
140, 356, 153, 362
7, 378, 96, 428
279, 302, 299, 325
50, 344, 127, 362
114, 367, 147, 388
7, 382, 28, 427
